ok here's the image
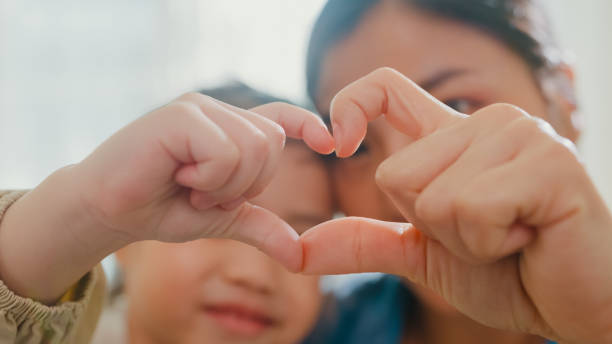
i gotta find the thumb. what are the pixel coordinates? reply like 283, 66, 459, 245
299, 217, 427, 276
299, 216, 548, 337
330, 67, 466, 157
227, 202, 303, 272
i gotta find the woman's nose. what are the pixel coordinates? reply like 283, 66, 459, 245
220, 241, 281, 295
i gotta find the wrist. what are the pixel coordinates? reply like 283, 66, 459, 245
0, 165, 131, 304
62, 164, 135, 253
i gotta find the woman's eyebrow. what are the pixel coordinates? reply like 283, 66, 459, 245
418, 68, 469, 93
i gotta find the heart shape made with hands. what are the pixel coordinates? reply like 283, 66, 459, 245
297, 67, 471, 274
261, 67, 549, 275
199, 69, 453, 274
290, 67, 612, 344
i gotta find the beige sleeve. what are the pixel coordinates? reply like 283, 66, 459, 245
0, 190, 107, 344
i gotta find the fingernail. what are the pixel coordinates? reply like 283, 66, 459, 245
332, 121, 342, 157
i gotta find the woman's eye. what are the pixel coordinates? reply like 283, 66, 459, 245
353, 142, 369, 157
444, 99, 477, 114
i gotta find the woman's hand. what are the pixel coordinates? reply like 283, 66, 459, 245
300, 68, 612, 344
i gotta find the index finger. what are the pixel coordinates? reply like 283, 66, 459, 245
330, 67, 466, 157
241, 102, 335, 155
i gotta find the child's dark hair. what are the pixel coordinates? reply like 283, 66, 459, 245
306, 0, 563, 102
199, 81, 291, 109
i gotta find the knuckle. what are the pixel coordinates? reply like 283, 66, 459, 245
374, 66, 401, 79
453, 192, 497, 262
414, 192, 442, 225
330, 92, 353, 115
375, 160, 398, 191
372, 67, 406, 89
510, 117, 580, 165
165, 101, 201, 119
267, 122, 287, 149
544, 139, 579, 165
177, 92, 207, 103
252, 101, 289, 119
461, 230, 493, 261
531, 116, 556, 133
511, 117, 572, 150
509, 117, 542, 139
218, 142, 241, 172
263, 101, 285, 109
452, 191, 480, 224
376, 159, 422, 195
249, 131, 270, 159
478, 103, 528, 123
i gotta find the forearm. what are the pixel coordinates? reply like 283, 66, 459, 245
0, 165, 129, 304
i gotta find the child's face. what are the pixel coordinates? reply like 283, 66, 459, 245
120, 142, 332, 344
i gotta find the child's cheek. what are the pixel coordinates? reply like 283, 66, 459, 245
138, 243, 210, 318
286, 276, 322, 338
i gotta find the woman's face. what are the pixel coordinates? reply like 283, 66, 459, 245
314, 1, 575, 314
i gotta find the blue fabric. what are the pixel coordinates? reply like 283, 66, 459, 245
302, 274, 557, 344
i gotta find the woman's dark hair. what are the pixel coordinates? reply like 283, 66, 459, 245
306, 0, 563, 102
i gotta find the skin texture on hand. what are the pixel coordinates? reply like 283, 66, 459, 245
300, 68, 612, 344
0, 93, 334, 303
1, 71, 610, 343
75, 93, 333, 270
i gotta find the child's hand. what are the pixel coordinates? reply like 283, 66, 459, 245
300, 68, 612, 344
0, 93, 332, 304
75, 93, 333, 269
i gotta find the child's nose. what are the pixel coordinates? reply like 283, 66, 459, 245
221, 241, 281, 295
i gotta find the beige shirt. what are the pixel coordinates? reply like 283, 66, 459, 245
0, 190, 106, 344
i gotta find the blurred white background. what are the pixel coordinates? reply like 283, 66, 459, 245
0, 0, 327, 188
1, 0, 611, 209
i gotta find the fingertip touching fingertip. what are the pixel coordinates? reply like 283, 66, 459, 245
304, 122, 335, 155
317, 144, 336, 156
275, 240, 304, 273
335, 141, 361, 158
331, 121, 344, 156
